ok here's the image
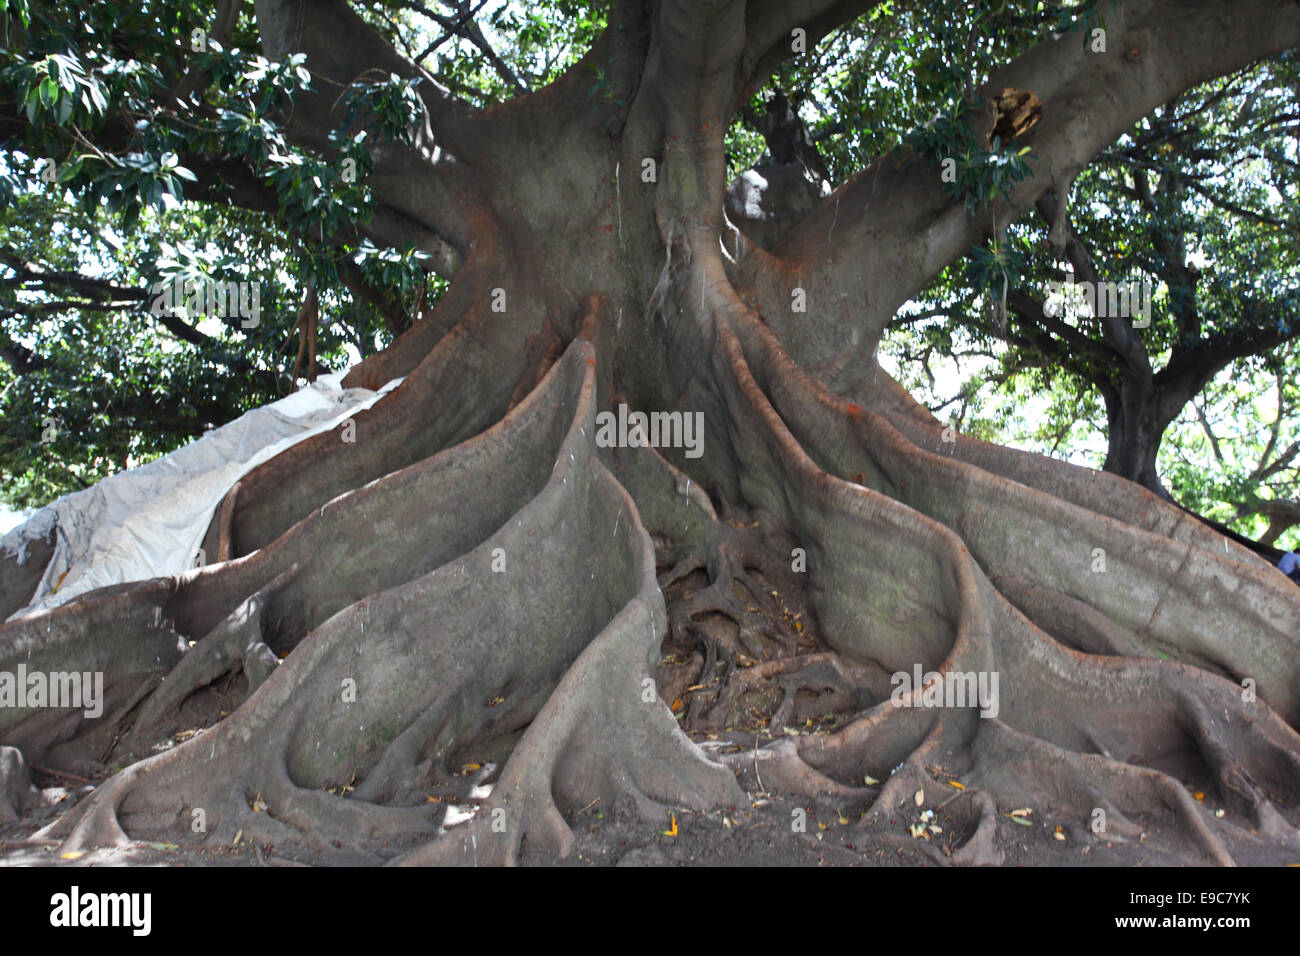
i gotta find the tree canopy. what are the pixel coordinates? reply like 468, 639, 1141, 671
4, 0, 1298, 550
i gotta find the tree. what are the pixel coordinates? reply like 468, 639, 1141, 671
2, 0, 1300, 866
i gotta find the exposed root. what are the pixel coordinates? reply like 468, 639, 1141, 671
127, 575, 288, 742
32, 307, 749, 864
0, 311, 597, 770
0, 746, 39, 822
227, 250, 555, 556
630, 248, 1300, 866
948, 790, 1003, 867
392, 494, 745, 866
733, 309, 1300, 726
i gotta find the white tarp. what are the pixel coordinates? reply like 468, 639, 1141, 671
3, 371, 401, 620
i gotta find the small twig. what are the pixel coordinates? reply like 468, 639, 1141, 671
935, 787, 978, 813
30, 765, 96, 784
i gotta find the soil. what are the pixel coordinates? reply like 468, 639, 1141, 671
2, 760, 1263, 867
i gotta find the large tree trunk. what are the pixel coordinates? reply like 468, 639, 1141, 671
1101, 379, 1178, 497
3, 0, 1300, 866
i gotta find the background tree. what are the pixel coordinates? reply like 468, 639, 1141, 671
2, 0, 1300, 867
879, 50, 1300, 539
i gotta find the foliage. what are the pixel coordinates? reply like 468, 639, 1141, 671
0, 0, 447, 509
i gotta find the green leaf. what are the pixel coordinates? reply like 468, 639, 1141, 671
38, 76, 57, 109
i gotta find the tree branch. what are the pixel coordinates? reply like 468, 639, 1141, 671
1005, 288, 1121, 368
742, 0, 1300, 390
1033, 192, 1152, 378
1193, 399, 1227, 467
739, 1, 883, 106
252, 0, 482, 158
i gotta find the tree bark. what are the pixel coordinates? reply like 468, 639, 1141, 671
1100, 377, 1182, 497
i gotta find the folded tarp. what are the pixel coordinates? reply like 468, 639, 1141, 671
2, 371, 401, 620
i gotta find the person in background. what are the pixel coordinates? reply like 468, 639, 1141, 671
1278, 550, 1300, 585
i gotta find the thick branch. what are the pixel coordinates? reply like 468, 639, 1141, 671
739, 1, 882, 105
751, 0, 1300, 389
253, 0, 479, 157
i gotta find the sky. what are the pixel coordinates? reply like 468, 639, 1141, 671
0, 503, 30, 535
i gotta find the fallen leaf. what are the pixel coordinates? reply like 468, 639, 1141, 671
661, 813, 678, 837
1193, 791, 1205, 802
948, 780, 965, 790
914, 789, 925, 807
1009, 807, 1032, 818
838, 812, 850, 825
459, 762, 482, 774
149, 842, 179, 851
487, 696, 506, 707
60, 851, 84, 860
864, 774, 879, 785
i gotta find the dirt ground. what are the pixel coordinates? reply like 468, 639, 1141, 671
0, 764, 1246, 867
